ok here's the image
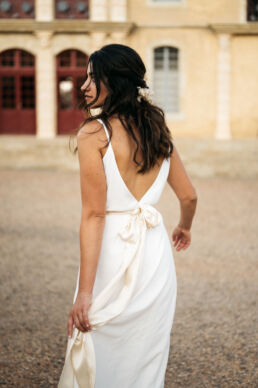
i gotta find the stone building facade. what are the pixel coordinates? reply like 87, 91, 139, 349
0, 0, 258, 138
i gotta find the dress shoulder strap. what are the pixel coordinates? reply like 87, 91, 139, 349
97, 118, 110, 142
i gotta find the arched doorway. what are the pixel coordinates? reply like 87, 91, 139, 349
0, 49, 36, 134
57, 49, 88, 135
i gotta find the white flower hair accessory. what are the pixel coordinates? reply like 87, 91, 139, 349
136, 86, 154, 103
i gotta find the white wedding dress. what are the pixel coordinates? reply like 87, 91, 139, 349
58, 118, 177, 388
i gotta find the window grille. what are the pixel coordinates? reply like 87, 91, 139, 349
55, 0, 89, 19
247, 0, 258, 21
1, 76, 15, 108
153, 46, 179, 113
0, 0, 34, 19
21, 76, 35, 108
0, 50, 15, 66
0, 49, 35, 109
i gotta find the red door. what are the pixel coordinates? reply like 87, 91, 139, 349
57, 50, 88, 135
0, 49, 36, 135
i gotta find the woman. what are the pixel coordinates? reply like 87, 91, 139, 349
58, 44, 197, 388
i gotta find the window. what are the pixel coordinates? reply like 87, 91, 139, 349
0, 49, 36, 135
21, 76, 35, 108
0, 0, 34, 19
1, 76, 15, 108
20, 51, 34, 67
153, 46, 179, 113
247, 0, 258, 21
0, 48, 34, 67
152, 0, 181, 2
147, 0, 183, 6
0, 49, 35, 109
57, 50, 88, 110
0, 50, 15, 66
55, 0, 89, 19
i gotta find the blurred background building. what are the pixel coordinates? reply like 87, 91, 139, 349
0, 0, 258, 139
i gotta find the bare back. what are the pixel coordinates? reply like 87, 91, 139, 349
99, 117, 165, 203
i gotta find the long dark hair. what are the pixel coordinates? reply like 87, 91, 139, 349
70, 43, 174, 174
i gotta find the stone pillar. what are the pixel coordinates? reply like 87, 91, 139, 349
35, 31, 56, 139
108, 0, 127, 42
239, 0, 247, 23
110, 0, 127, 21
35, 0, 54, 21
215, 34, 232, 140
91, 0, 108, 21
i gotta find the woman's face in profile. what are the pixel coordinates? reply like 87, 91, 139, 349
81, 63, 108, 108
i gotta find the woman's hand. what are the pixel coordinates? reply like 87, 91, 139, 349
67, 291, 93, 338
172, 225, 191, 251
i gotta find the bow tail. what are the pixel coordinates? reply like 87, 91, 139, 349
89, 218, 141, 315
58, 329, 96, 388
90, 226, 147, 325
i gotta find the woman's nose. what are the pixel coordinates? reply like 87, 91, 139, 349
81, 82, 86, 91
81, 80, 90, 91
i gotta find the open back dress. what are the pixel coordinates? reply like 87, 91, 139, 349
58, 118, 177, 388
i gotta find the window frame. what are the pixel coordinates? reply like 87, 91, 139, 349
146, 0, 186, 8
147, 42, 185, 120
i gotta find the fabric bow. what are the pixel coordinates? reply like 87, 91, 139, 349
118, 204, 161, 243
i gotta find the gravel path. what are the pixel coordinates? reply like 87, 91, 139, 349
0, 169, 257, 387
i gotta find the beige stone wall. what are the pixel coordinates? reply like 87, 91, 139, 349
1, 0, 258, 138
0, 34, 38, 54
231, 36, 258, 137
128, 0, 242, 25
128, 27, 217, 137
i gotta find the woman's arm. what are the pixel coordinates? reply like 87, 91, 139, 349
68, 121, 106, 336
77, 122, 107, 294
167, 144, 198, 250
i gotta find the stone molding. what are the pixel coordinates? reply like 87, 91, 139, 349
209, 22, 258, 35
1, 20, 258, 35
215, 34, 232, 140
0, 20, 135, 34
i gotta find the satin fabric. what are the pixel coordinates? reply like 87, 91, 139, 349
58, 205, 162, 388
58, 118, 177, 388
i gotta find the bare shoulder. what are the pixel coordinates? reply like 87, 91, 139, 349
77, 119, 103, 140
76, 119, 107, 156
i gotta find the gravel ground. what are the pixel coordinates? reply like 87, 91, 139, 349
0, 167, 257, 387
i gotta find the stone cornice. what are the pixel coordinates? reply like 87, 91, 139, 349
0, 19, 136, 34
1, 20, 258, 35
136, 23, 207, 29
137, 22, 258, 34
209, 22, 258, 35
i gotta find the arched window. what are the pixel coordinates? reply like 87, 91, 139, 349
153, 46, 179, 113
57, 49, 88, 134
0, 49, 36, 134
247, 0, 258, 21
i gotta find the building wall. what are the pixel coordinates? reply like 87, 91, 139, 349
231, 36, 258, 137
0, 0, 257, 138
128, 0, 242, 24
129, 27, 217, 138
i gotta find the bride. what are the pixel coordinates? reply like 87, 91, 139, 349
58, 43, 197, 388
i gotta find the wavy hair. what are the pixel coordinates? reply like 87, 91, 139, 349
70, 43, 174, 174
